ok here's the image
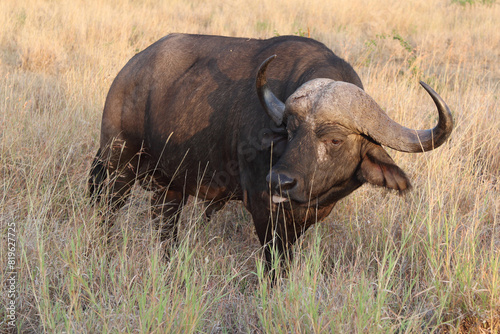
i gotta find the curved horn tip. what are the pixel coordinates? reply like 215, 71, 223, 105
263, 54, 277, 65
418, 80, 454, 150
365, 80, 454, 153
257, 55, 278, 85
256, 54, 285, 126
419, 81, 436, 94
419, 80, 453, 120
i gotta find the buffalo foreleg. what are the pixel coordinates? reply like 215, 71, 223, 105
247, 197, 301, 277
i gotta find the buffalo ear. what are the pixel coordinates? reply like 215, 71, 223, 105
260, 131, 287, 157
357, 141, 412, 193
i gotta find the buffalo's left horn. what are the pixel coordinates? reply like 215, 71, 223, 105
361, 81, 454, 153
256, 55, 286, 126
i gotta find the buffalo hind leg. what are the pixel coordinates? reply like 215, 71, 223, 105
151, 189, 186, 246
96, 164, 137, 242
89, 148, 107, 204
202, 199, 226, 222
89, 139, 139, 239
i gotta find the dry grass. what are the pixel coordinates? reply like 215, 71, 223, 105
1, 0, 499, 333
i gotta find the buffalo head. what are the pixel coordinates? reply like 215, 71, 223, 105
257, 55, 454, 207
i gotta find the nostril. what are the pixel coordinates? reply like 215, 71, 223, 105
266, 172, 297, 192
278, 176, 296, 191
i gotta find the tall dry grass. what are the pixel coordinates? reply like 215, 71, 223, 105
0, 0, 499, 332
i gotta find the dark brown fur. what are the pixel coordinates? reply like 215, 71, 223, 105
89, 34, 409, 268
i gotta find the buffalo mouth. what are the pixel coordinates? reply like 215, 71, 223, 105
272, 195, 290, 204
270, 189, 335, 208
270, 178, 361, 208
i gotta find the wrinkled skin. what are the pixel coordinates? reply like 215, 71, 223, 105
267, 79, 412, 206
251, 80, 416, 264
89, 33, 453, 270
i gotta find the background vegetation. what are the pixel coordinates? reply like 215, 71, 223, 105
1, 0, 499, 332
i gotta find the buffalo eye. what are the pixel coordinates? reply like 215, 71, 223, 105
331, 139, 343, 146
322, 138, 343, 148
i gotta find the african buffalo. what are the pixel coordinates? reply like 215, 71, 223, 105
89, 33, 453, 267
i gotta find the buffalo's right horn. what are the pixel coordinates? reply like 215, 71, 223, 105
256, 55, 286, 126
